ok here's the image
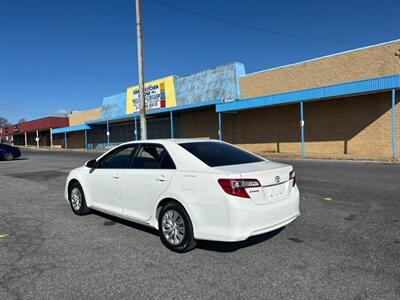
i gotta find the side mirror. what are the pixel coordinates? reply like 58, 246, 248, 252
85, 159, 97, 169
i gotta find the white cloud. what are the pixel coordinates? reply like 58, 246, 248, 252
56, 109, 69, 116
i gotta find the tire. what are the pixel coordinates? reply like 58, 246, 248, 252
3, 153, 14, 161
68, 182, 90, 216
158, 202, 196, 253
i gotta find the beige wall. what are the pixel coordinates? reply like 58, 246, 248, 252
240, 40, 400, 99
69, 108, 101, 126
302, 92, 399, 158
222, 103, 301, 154
177, 92, 399, 160
230, 92, 399, 159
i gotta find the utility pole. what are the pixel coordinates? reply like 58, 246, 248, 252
136, 0, 147, 140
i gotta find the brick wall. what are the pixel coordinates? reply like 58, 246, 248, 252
303, 92, 398, 158
214, 92, 399, 159
69, 108, 101, 127
240, 40, 400, 99
178, 108, 219, 139
222, 103, 301, 154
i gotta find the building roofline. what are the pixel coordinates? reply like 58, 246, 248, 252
126, 75, 176, 90
69, 108, 101, 115
175, 62, 245, 79
10, 115, 68, 127
243, 38, 400, 78
85, 99, 221, 126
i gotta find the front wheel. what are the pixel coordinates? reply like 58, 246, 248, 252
3, 153, 14, 161
69, 182, 90, 215
159, 202, 196, 253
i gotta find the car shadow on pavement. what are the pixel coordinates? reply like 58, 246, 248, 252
92, 210, 284, 253
92, 210, 159, 236
196, 227, 284, 252
0, 158, 28, 161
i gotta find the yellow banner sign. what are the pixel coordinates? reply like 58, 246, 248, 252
126, 76, 176, 114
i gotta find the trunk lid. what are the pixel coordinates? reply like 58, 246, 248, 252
214, 161, 293, 204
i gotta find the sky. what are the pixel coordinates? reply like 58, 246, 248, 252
0, 0, 399, 123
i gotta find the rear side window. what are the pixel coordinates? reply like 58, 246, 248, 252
179, 142, 263, 167
131, 145, 176, 169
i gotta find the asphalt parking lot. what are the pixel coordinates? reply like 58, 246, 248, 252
0, 149, 399, 299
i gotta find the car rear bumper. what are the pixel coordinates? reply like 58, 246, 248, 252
193, 186, 300, 242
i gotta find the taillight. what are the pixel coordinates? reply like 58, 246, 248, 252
289, 170, 296, 187
218, 178, 260, 198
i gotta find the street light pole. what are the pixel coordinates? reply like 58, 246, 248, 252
136, 0, 147, 140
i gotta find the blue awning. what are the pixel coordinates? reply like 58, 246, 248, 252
216, 74, 400, 113
52, 124, 91, 134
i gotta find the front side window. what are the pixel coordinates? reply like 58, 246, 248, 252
131, 144, 175, 169
179, 141, 263, 167
98, 144, 138, 169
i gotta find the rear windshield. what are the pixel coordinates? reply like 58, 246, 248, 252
179, 142, 263, 167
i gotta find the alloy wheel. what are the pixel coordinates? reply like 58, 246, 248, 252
4, 153, 13, 161
70, 187, 82, 211
161, 210, 186, 245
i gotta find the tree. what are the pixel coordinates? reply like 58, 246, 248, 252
0, 117, 9, 129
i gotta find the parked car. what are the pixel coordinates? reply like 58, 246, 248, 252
0, 143, 21, 161
65, 139, 300, 252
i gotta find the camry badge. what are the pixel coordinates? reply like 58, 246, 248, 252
275, 176, 281, 183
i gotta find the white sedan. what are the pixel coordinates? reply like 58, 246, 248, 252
65, 139, 300, 252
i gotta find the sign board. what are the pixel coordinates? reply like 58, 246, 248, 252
126, 76, 176, 114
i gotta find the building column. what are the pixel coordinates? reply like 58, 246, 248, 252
84, 130, 88, 150
64, 132, 68, 149
11, 135, 14, 146
218, 112, 222, 140
50, 128, 53, 149
24, 132, 27, 147
170, 111, 174, 139
134, 116, 138, 140
36, 130, 39, 148
392, 89, 397, 160
106, 121, 110, 147
300, 101, 305, 159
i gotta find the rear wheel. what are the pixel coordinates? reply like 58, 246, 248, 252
69, 182, 90, 215
4, 153, 14, 161
159, 202, 196, 253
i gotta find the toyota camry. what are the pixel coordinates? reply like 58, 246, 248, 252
65, 139, 300, 252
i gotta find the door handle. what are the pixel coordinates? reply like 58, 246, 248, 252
112, 173, 120, 179
156, 175, 167, 182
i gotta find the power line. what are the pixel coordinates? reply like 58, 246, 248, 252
146, 0, 377, 44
